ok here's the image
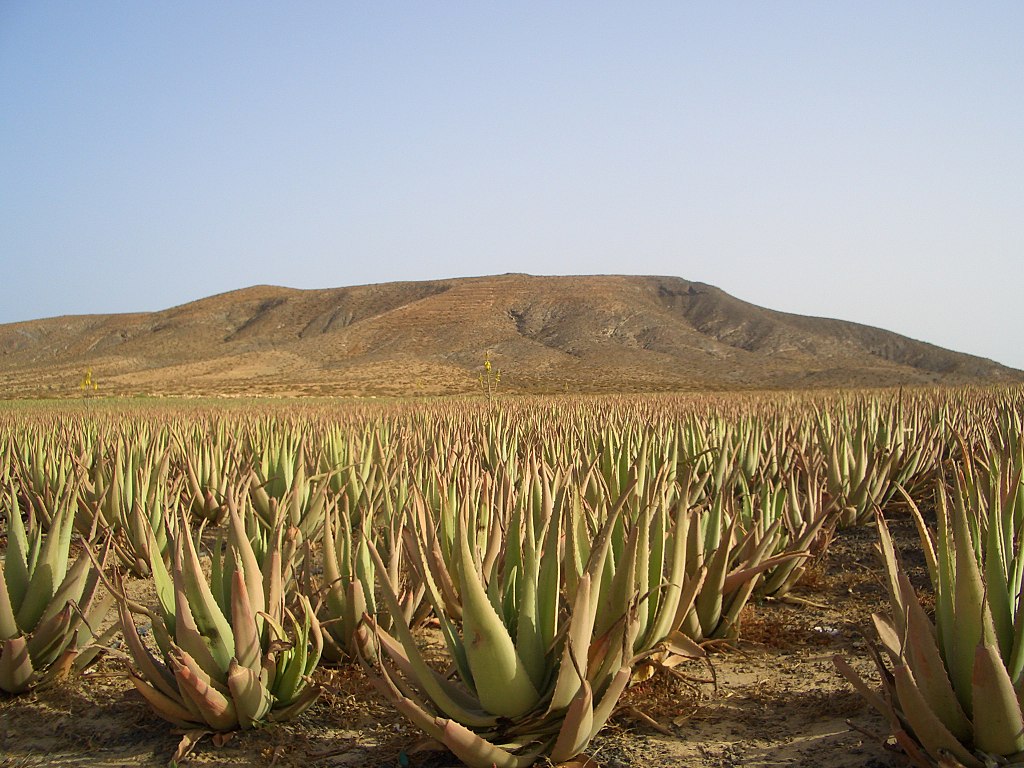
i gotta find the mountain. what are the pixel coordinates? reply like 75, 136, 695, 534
1, 274, 1019, 397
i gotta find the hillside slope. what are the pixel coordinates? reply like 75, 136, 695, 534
1, 274, 1018, 397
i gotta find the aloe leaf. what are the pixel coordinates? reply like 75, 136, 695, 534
25, 604, 74, 669
16, 503, 74, 632
0, 636, 35, 694
168, 648, 238, 731
0, 563, 21, 641
128, 672, 196, 727
972, 642, 1024, 756
227, 659, 273, 729
178, 525, 235, 675
897, 572, 971, 741
892, 664, 981, 767
440, 718, 544, 768
549, 677, 594, 763
455, 511, 540, 718
366, 545, 496, 727
4, 497, 32, 615
949, 490, 987, 717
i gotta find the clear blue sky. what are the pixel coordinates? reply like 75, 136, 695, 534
2, 2, 1022, 369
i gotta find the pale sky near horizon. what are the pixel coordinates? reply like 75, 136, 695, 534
2, 2, 1022, 369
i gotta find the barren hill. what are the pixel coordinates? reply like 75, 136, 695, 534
1, 274, 1019, 397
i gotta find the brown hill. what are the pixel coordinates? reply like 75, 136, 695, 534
1, 274, 1019, 397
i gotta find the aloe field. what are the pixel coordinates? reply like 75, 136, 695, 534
1, 387, 1023, 767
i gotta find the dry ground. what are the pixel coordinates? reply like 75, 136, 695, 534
0, 518, 917, 768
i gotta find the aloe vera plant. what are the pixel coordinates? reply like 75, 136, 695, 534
744, 465, 835, 599
249, 437, 331, 543
117, 490, 322, 731
835, 445, 1024, 767
177, 424, 239, 524
0, 491, 114, 693
315, 498, 424, 663
74, 436, 178, 577
361, 470, 644, 768
816, 406, 899, 528
9, 427, 78, 529
674, 492, 808, 641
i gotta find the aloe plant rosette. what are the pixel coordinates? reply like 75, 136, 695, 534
1, 494, 114, 694
835, 468, 1024, 768
361, 482, 645, 768
117, 492, 322, 731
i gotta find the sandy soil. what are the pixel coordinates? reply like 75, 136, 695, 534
0, 519, 912, 768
